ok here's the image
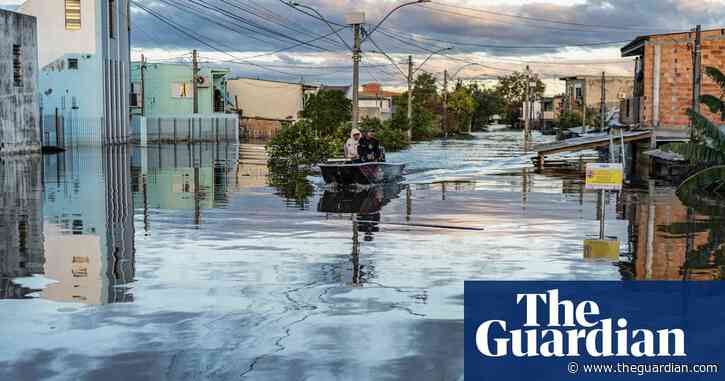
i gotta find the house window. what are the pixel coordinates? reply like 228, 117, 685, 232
575, 87, 582, 99
13, 44, 22, 87
109, 0, 116, 39
68, 58, 79, 69
65, 0, 81, 30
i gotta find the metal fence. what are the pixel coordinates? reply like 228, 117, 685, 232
132, 114, 239, 145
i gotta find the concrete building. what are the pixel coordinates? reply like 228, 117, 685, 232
130, 62, 230, 116
19, 0, 131, 145
560, 75, 634, 115
227, 78, 317, 121
227, 78, 318, 138
358, 83, 400, 121
0, 9, 40, 154
621, 28, 725, 138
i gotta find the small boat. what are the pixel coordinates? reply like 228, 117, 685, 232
484, 123, 510, 132
318, 161, 406, 186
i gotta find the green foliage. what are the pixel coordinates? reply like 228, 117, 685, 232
468, 83, 505, 131
664, 109, 725, 166
301, 90, 352, 136
496, 71, 546, 125
702, 66, 725, 121
447, 83, 478, 134
557, 111, 582, 130
676, 165, 725, 216
266, 120, 339, 166
267, 166, 314, 209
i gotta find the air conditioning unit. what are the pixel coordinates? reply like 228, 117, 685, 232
196, 76, 210, 88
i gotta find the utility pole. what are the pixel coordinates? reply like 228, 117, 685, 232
140, 54, 146, 117
602, 71, 614, 162
691, 24, 702, 141
443, 69, 448, 138
524, 65, 530, 139
192, 49, 199, 114
351, 22, 362, 129
407, 55, 413, 140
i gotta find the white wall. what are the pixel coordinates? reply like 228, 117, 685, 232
18, 0, 97, 67
227, 78, 304, 120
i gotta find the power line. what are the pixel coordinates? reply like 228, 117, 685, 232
429, 2, 671, 32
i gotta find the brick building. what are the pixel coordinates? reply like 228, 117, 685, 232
560, 75, 633, 113
621, 28, 725, 138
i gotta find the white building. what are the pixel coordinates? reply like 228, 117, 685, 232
226, 78, 317, 121
19, 0, 131, 145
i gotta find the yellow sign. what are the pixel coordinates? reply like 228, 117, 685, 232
583, 239, 620, 261
585, 163, 623, 191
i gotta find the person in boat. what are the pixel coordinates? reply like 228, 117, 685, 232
344, 128, 362, 161
357, 128, 386, 163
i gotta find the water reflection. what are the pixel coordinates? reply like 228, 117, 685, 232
623, 182, 724, 280
318, 184, 405, 286
42, 146, 135, 304
0, 155, 44, 299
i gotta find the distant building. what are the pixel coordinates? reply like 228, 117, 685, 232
621, 28, 725, 138
358, 83, 400, 121
227, 78, 318, 139
130, 62, 231, 116
0, 8, 40, 154
560, 75, 634, 115
227, 77, 317, 121
522, 96, 562, 130
19, 0, 131, 145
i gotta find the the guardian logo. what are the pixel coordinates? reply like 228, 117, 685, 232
475, 289, 687, 358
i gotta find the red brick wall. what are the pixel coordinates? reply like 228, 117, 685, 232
641, 29, 725, 131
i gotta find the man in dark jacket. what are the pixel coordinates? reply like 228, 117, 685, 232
357, 129, 386, 162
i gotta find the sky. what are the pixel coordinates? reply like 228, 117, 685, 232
2, 0, 724, 94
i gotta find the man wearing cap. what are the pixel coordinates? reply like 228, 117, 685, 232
357, 129, 386, 163
344, 128, 362, 161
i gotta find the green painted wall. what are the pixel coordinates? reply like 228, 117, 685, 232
130, 62, 229, 116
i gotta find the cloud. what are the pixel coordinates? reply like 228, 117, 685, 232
124, 0, 724, 86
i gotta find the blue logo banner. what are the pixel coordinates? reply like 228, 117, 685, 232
464, 281, 725, 380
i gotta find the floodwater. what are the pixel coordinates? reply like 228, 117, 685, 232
0, 131, 722, 380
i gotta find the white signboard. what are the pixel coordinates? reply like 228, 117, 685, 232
585, 163, 624, 191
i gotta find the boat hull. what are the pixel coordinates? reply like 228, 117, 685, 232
319, 162, 405, 186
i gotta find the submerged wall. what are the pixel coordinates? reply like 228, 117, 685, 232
0, 9, 40, 155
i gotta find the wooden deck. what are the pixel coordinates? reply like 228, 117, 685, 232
532, 131, 653, 169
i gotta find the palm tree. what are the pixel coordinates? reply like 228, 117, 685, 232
664, 66, 725, 201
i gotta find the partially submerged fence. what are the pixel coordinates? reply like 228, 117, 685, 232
132, 114, 239, 145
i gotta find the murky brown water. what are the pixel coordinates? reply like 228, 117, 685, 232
0, 131, 722, 380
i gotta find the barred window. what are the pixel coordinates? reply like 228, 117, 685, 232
13, 44, 22, 87
65, 0, 81, 30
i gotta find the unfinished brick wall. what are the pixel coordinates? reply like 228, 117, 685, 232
641, 29, 725, 131
240, 117, 284, 139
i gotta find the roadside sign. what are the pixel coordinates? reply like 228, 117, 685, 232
583, 239, 620, 261
584, 163, 623, 191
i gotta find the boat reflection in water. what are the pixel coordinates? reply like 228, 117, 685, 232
318, 183, 405, 285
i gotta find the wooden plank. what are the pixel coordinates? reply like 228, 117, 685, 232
534, 131, 652, 156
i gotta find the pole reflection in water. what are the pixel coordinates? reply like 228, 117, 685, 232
131, 142, 239, 228
41, 146, 135, 304
318, 184, 405, 286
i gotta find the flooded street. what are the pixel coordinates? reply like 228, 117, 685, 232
1, 131, 722, 380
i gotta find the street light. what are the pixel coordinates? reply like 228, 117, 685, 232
290, 0, 428, 129
289, 2, 352, 51
363, 0, 431, 42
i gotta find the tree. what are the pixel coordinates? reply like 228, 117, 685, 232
447, 83, 477, 134
468, 83, 504, 131
496, 71, 545, 126
389, 72, 440, 140
301, 90, 352, 137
